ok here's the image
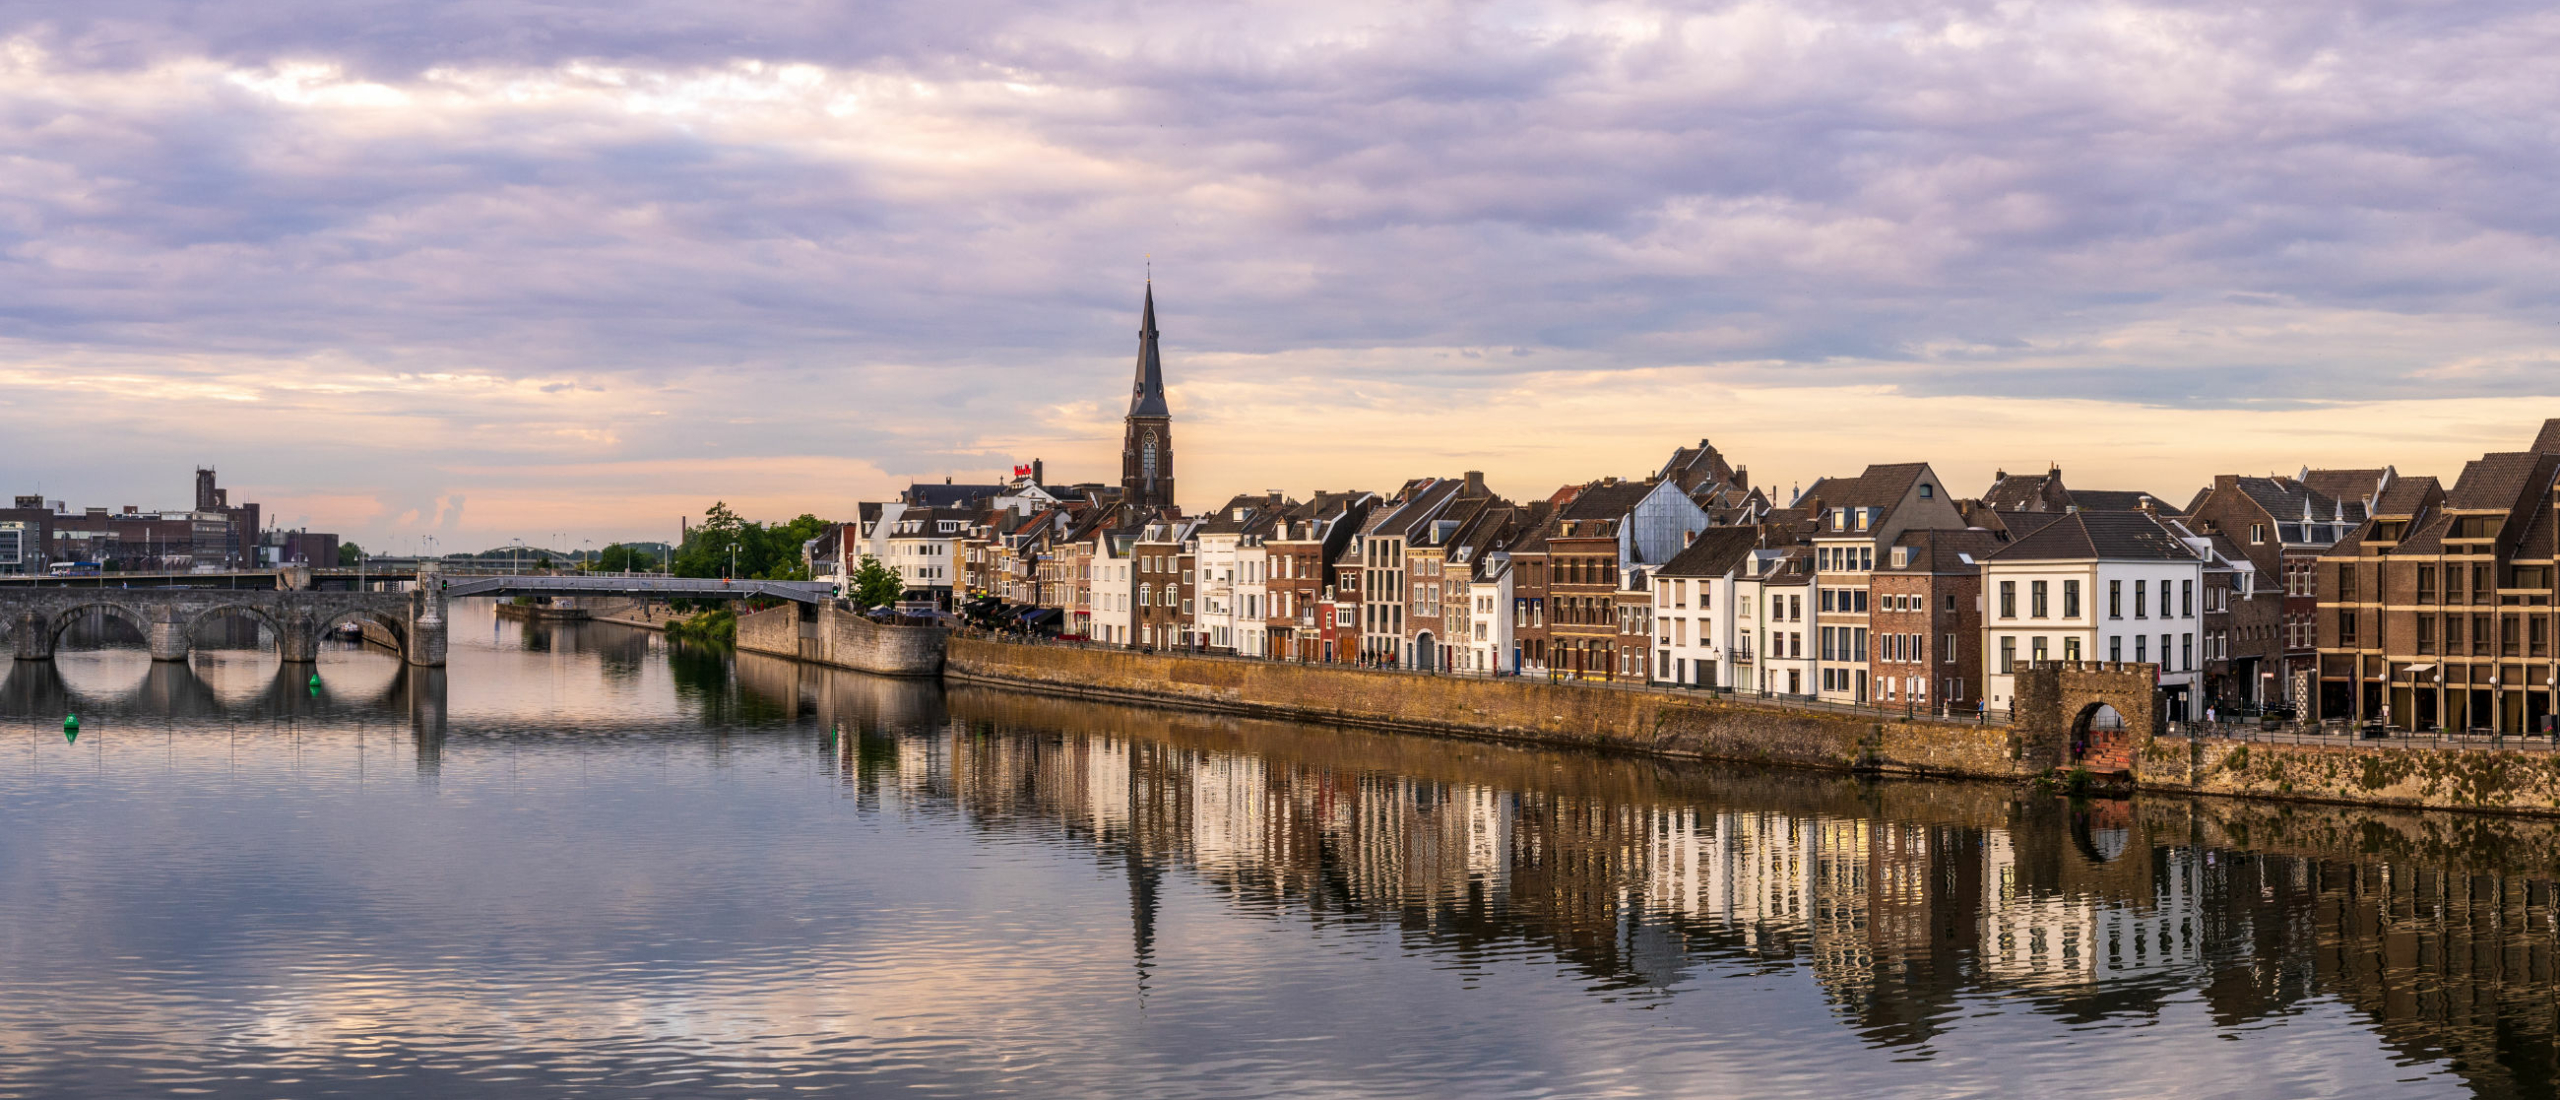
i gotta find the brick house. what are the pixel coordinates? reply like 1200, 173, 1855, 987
1867, 528, 2005, 716
2182, 475, 2371, 711
2317, 426, 2560, 732
1800, 462, 1965, 703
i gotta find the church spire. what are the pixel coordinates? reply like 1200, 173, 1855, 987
1129, 283, 1169, 418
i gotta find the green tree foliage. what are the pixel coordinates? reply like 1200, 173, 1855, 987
338, 542, 364, 566
596, 543, 660, 573
848, 555, 904, 608
672, 502, 833, 580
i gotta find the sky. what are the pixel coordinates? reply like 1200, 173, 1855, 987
3, 0, 2557, 553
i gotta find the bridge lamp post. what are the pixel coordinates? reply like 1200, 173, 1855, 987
729, 542, 740, 581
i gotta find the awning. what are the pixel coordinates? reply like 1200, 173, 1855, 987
2400, 663, 2436, 675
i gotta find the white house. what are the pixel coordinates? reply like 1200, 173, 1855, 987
1737, 547, 1815, 697
1980, 511, 2206, 719
1652, 528, 1763, 688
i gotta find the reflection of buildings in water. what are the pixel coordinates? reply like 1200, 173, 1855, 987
1978, 832, 2204, 989
873, 703, 2560, 1095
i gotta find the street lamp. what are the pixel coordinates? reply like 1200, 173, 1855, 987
729, 542, 740, 580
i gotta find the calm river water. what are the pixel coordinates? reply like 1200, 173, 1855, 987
1, 601, 2556, 1098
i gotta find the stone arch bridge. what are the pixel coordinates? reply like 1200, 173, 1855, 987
3, 574, 448, 666
0, 570, 835, 668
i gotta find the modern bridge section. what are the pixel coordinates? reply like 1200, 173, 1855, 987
0, 565, 447, 666
441, 576, 835, 603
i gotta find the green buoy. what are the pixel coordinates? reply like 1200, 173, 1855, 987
62, 713, 78, 744
309, 672, 322, 691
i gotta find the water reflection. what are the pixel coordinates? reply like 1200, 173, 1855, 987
0, 605, 2550, 1097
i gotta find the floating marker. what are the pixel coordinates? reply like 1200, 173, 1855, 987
309, 672, 322, 689
63, 714, 78, 744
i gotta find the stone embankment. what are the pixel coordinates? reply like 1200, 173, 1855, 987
735, 602, 945, 678
943, 638, 2560, 817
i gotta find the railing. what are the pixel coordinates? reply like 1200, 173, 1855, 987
2180, 718, 2560, 753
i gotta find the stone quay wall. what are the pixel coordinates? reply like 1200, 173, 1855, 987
945, 639, 2560, 815
945, 638, 2033, 778
737, 603, 945, 678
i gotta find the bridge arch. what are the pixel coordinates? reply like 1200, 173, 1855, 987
316, 606, 408, 656
47, 601, 154, 647
186, 603, 286, 649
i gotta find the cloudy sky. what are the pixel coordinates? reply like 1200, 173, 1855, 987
4, 0, 2556, 551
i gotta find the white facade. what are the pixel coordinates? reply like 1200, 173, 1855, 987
1467, 554, 1514, 675
1981, 555, 2205, 715
1653, 570, 1739, 689
1739, 554, 1814, 697
1235, 535, 1269, 658
1088, 538, 1136, 646
1194, 524, 1242, 652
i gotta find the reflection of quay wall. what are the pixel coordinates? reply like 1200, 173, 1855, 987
579, 597, 666, 630
736, 604, 944, 677
732, 650, 947, 731
947, 639, 2031, 778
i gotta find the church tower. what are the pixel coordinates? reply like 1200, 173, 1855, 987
1120, 283, 1176, 510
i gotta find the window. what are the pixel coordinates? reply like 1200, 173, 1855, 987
2064, 637, 2080, 661
2031, 580, 2049, 618
2250, 523, 2265, 544
1943, 633, 1956, 661
2181, 633, 2192, 671
2109, 580, 2122, 618
2181, 579, 2193, 618
1919, 483, 1934, 499
1946, 594, 1957, 613
2063, 579, 2080, 619
1999, 636, 2015, 674
1853, 590, 1867, 613
2416, 615, 2434, 654
2135, 635, 2147, 663
2341, 610, 2359, 646
2000, 580, 2017, 619
2109, 636, 2122, 663
2472, 564, 2490, 604
2338, 564, 2360, 602
2030, 636, 2047, 663
2135, 579, 2148, 618
1892, 546, 1911, 568
2536, 617, 2549, 657
2417, 565, 2435, 604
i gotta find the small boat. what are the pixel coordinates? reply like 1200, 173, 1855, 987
332, 622, 366, 640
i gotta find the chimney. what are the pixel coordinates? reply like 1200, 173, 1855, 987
1463, 471, 1487, 497
1032, 459, 1045, 484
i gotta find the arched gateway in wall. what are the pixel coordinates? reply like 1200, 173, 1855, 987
2011, 661, 2165, 776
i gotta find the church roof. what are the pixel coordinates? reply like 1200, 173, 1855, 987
1129, 283, 1170, 418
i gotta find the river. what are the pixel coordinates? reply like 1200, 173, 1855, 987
0, 601, 2553, 1098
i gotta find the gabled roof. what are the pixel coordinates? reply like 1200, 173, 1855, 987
2374, 475, 2441, 518
1654, 526, 1761, 579
2070, 489, 2177, 514
2444, 453, 2553, 513
1878, 527, 2006, 574
1982, 468, 2067, 513
903, 483, 1007, 509
2535, 419, 2560, 457
1991, 509, 2068, 539
2301, 467, 2388, 505
1986, 511, 2198, 563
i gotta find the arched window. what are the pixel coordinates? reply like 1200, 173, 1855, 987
1142, 430, 1159, 483
1138, 583, 1152, 607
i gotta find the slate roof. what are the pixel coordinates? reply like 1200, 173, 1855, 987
2536, 419, 2560, 456
2301, 468, 2387, 506
1986, 511, 2199, 562
903, 483, 1008, 509
2374, 476, 2442, 517
1991, 509, 2068, 539
2443, 453, 2552, 513
1982, 469, 2066, 512
1655, 526, 1761, 578
1878, 527, 2007, 574
1128, 284, 1169, 418
2070, 489, 2177, 514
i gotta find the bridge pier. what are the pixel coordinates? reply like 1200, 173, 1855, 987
275, 612, 320, 664
12, 612, 49, 661
148, 606, 192, 662
406, 563, 446, 668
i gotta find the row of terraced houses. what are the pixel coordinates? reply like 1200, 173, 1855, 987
804, 288, 2560, 732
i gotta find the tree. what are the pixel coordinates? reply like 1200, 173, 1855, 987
849, 555, 904, 608
597, 543, 659, 573
338, 542, 364, 566
672, 502, 833, 580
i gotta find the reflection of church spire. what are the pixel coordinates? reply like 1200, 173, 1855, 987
1127, 740, 1162, 999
